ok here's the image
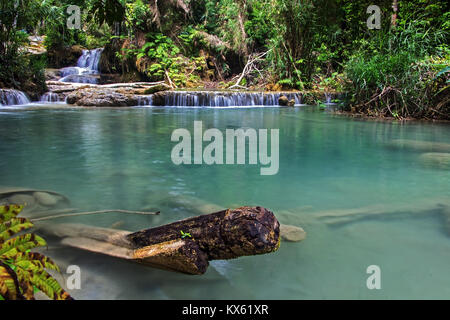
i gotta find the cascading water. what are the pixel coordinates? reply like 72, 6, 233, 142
39, 92, 63, 103
137, 96, 153, 106
0, 89, 31, 106
159, 91, 302, 107
59, 48, 103, 84
324, 92, 332, 104
77, 48, 103, 71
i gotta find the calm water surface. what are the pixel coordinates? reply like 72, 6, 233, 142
0, 104, 449, 299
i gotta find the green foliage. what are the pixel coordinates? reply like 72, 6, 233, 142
314, 72, 346, 93
0, 205, 72, 300
344, 20, 449, 119
180, 230, 192, 239
124, 31, 207, 87
1, 0, 449, 118
89, 0, 126, 27
125, 0, 152, 33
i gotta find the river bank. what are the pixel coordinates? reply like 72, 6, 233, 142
0, 44, 447, 121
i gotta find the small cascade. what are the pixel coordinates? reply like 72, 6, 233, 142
40, 92, 63, 103
77, 48, 103, 71
59, 48, 103, 84
137, 96, 153, 106
0, 89, 31, 106
162, 91, 302, 107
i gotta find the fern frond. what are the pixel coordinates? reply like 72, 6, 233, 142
0, 233, 46, 256
0, 204, 71, 300
15, 267, 35, 300
16, 262, 72, 300
0, 261, 23, 300
0, 205, 24, 224
8, 252, 60, 272
0, 218, 34, 243
0, 217, 31, 233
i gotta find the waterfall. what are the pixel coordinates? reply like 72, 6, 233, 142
161, 91, 302, 107
137, 96, 153, 106
0, 89, 31, 106
77, 48, 103, 71
40, 92, 63, 103
59, 48, 103, 83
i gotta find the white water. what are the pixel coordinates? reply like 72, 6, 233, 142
137, 95, 153, 106
39, 92, 64, 103
0, 89, 31, 106
160, 91, 303, 107
59, 48, 103, 84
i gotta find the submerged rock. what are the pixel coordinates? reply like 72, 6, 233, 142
33, 191, 58, 206
443, 206, 450, 236
388, 139, 450, 153
419, 153, 450, 170
280, 224, 306, 242
7, 194, 36, 208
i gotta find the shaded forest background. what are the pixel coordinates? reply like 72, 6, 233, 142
0, 0, 448, 119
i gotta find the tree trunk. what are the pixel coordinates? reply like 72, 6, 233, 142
391, 0, 398, 27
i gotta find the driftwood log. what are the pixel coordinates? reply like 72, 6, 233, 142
37, 206, 280, 275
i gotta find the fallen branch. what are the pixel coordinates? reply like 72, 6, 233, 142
229, 50, 270, 90
31, 209, 160, 222
311, 198, 450, 227
164, 70, 176, 89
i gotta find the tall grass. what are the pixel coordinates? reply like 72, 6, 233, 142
344, 21, 449, 119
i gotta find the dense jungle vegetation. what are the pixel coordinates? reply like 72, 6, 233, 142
0, 0, 449, 119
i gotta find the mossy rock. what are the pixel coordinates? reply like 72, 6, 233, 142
144, 84, 171, 94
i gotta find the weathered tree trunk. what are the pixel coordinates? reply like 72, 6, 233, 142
37, 206, 280, 275
127, 206, 280, 260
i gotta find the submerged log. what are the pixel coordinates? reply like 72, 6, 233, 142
127, 206, 280, 260
387, 139, 450, 153
37, 206, 280, 275
144, 193, 306, 242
